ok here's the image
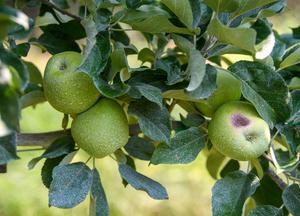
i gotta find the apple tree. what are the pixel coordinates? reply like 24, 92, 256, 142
1, 0, 300, 215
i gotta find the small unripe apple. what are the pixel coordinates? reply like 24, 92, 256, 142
71, 98, 129, 158
43, 51, 100, 114
195, 69, 241, 117
208, 101, 270, 161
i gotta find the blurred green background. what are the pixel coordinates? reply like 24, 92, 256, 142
0, 1, 300, 216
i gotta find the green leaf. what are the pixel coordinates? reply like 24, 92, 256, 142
162, 89, 198, 102
111, 24, 130, 46
231, 0, 279, 19
125, 0, 142, 9
172, 34, 208, 92
23, 61, 43, 85
203, 0, 240, 13
186, 64, 217, 99
292, 26, 300, 39
289, 90, 300, 121
118, 164, 168, 200
288, 77, 300, 90
155, 56, 183, 85
161, 0, 193, 29
285, 163, 300, 182
253, 174, 283, 207
28, 136, 75, 169
89, 169, 109, 216
172, 34, 194, 53
121, 155, 136, 187
41, 155, 66, 189
151, 127, 205, 165
212, 171, 260, 216
12, 42, 30, 57
282, 184, 300, 216
138, 48, 155, 63
280, 123, 300, 155
31, 35, 80, 55
120, 6, 170, 23
248, 205, 284, 216
186, 49, 206, 92
0, 132, 19, 164
93, 75, 129, 98
8, 18, 34, 40
31, 20, 85, 54
280, 47, 300, 69
220, 160, 240, 178
206, 148, 226, 179
252, 19, 272, 45
207, 17, 256, 53
0, 84, 20, 131
0, 6, 30, 40
188, 0, 203, 28
78, 16, 127, 98
77, 17, 111, 80
40, 20, 86, 41
228, 61, 290, 127
49, 162, 93, 208
52, 0, 69, 9
109, 47, 128, 80
128, 82, 163, 108
20, 90, 45, 109
252, 19, 275, 60
128, 15, 194, 35
0, 45, 29, 91
180, 113, 205, 127
128, 99, 171, 144
124, 136, 155, 161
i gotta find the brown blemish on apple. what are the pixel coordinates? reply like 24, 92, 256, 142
231, 113, 250, 127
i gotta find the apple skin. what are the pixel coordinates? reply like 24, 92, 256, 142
195, 69, 241, 117
71, 98, 129, 158
43, 51, 100, 114
208, 101, 270, 161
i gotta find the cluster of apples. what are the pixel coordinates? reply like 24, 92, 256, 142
43, 52, 129, 158
196, 69, 271, 161
43, 51, 270, 162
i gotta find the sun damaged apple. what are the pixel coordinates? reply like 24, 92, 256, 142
43, 51, 100, 114
208, 101, 271, 161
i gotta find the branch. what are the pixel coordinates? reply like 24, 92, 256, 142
262, 154, 287, 190
17, 124, 141, 147
17, 129, 71, 147
40, 0, 82, 21
265, 167, 288, 190
16, 123, 289, 191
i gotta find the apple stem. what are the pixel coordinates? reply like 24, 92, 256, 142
85, 156, 92, 164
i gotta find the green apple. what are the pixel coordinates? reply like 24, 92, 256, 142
208, 101, 270, 161
71, 98, 129, 158
195, 69, 241, 117
43, 51, 100, 114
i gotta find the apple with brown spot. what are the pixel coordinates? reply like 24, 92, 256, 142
208, 101, 270, 161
